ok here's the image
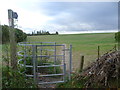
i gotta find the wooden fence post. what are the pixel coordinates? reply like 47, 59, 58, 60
32, 45, 37, 86
8, 9, 17, 70
98, 46, 100, 60
9, 28, 17, 69
79, 55, 84, 72
114, 44, 117, 51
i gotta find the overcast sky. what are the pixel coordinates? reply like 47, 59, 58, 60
0, 0, 119, 34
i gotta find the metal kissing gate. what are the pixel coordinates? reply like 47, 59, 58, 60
17, 42, 72, 85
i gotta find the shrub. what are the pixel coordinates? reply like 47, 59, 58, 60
2, 25, 27, 44
2, 66, 36, 88
15, 28, 27, 42
115, 32, 120, 42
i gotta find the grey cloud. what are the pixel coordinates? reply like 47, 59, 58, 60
37, 2, 118, 31
38, 2, 70, 16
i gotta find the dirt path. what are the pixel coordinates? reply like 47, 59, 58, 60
38, 77, 62, 88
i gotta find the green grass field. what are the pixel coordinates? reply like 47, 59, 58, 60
27, 33, 117, 71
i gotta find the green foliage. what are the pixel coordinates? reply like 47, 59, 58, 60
2, 44, 10, 68
2, 25, 27, 44
15, 28, 27, 42
40, 61, 62, 74
18, 49, 62, 75
115, 32, 120, 42
2, 25, 10, 44
2, 44, 36, 88
2, 66, 36, 88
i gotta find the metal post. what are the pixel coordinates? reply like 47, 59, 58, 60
32, 45, 37, 85
54, 42, 57, 64
63, 45, 66, 82
23, 43, 27, 73
40, 42, 42, 65
69, 45, 72, 80
63, 63, 66, 82
35, 45, 38, 84
54, 42, 57, 73
8, 9, 17, 69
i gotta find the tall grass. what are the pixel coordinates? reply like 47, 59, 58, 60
2, 44, 37, 88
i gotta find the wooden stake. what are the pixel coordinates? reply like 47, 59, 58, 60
79, 55, 84, 72
114, 44, 117, 51
98, 46, 100, 60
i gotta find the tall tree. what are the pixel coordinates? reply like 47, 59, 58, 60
56, 31, 59, 35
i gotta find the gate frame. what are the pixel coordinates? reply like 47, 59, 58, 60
17, 42, 72, 85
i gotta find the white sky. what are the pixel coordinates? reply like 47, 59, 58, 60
0, 0, 119, 34
0, 0, 54, 28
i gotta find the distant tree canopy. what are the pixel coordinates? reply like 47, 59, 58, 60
56, 31, 59, 35
2, 25, 27, 44
27, 30, 59, 36
115, 32, 120, 42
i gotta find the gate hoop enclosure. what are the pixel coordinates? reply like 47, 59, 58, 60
17, 42, 72, 85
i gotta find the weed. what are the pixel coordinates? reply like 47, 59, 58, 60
2, 66, 36, 88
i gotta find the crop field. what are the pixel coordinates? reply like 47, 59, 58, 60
23, 33, 117, 71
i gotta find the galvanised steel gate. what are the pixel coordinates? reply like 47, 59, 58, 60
17, 42, 72, 85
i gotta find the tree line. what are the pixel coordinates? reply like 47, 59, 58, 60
27, 30, 59, 36
2, 25, 27, 44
